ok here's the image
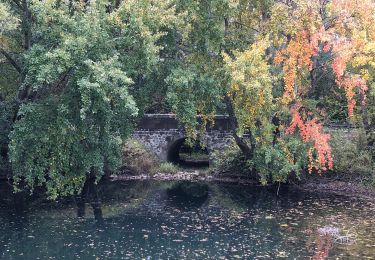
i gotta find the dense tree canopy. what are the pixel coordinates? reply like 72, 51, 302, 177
166, 0, 375, 180
0, 0, 374, 197
0, 0, 178, 198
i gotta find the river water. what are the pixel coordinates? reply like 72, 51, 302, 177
0, 180, 375, 259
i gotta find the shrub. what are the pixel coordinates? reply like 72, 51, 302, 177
328, 128, 374, 185
210, 141, 253, 177
159, 162, 178, 174
120, 139, 159, 175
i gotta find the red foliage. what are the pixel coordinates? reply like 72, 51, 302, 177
286, 106, 333, 174
337, 75, 368, 116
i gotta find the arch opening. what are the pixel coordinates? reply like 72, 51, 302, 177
167, 138, 209, 168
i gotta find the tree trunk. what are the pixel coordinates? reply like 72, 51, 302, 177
224, 96, 254, 160
22, 0, 32, 50
308, 55, 319, 98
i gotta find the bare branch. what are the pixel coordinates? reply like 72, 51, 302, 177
10, 0, 22, 10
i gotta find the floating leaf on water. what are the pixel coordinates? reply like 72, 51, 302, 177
277, 251, 288, 258
280, 224, 289, 228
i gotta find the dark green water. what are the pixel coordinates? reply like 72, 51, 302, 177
1, 180, 375, 259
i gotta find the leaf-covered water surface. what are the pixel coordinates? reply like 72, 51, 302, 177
0, 180, 374, 259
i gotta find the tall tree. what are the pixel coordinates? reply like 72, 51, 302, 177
1, 0, 178, 198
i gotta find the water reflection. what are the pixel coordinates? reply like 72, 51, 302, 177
313, 235, 333, 260
167, 182, 209, 209
0, 180, 375, 259
76, 178, 104, 226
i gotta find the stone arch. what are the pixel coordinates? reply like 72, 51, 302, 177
166, 136, 210, 166
166, 137, 186, 163
133, 129, 233, 163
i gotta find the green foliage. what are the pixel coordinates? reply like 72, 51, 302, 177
211, 141, 252, 176
0, 2, 19, 37
165, 0, 272, 141
0, 0, 374, 197
166, 62, 225, 141
212, 133, 308, 184
179, 151, 209, 162
253, 136, 308, 185
0, 100, 16, 173
159, 162, 179, 174
224, 39, 274, 135
3, 0, 178, 198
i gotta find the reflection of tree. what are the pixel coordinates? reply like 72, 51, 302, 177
75, 179, 157, 223
209, 183, 286, 215
76, 178, 104, 226
313, 235, 333, 260
0, 182, 35, 258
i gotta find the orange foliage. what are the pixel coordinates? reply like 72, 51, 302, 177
274, 31, 317, 103
331, 41, 353, 81
331, 40, 368, 116
329, 0, 372, 116
274, 0, 372, 116
286, 106, 333, 174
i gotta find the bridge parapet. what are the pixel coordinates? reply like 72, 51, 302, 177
137, 114, 232, 132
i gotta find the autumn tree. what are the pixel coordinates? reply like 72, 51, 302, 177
269, 0, 375, 172
167, 0, 374, 182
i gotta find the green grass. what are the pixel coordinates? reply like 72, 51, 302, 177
159, 162, 179, 173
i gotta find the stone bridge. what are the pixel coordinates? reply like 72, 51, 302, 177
133, 114, 234, 162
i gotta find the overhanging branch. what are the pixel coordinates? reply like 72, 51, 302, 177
0, 47, 22, 73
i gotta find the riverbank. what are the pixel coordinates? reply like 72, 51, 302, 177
3, 168, 374, 201
294, 179, 375, 201
111, 171, 259, 185
112, 171, 375, 201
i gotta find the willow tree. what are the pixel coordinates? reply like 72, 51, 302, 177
1, 0, 177, 198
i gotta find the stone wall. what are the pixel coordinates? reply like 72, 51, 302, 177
134, 114, 235, 161
132, 130, 184, 161
133, 119, 365, 163
324, 126, 361, 142
132, 130, 233, 161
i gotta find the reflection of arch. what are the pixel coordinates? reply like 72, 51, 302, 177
166, 137, 209, 167
167, 181, 209, 209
